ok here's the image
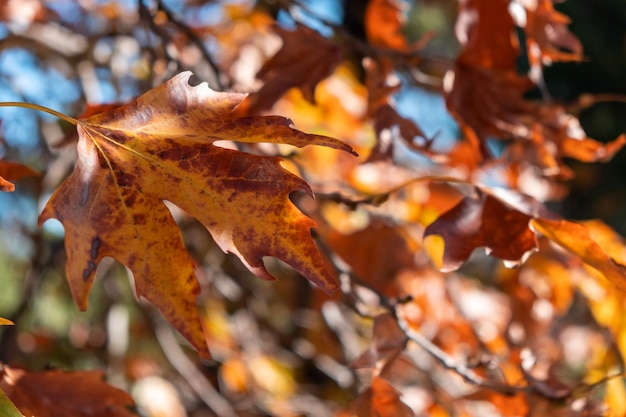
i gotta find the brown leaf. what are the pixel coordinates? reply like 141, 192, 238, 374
455, 0, 519, 71
424, 190, 538, 271
0, 366, 135, 417
0, 161, 38, 192
325, 218, 419, 293
237, 24, 343, 115
524, 0, 583, 66
446, 0, 534, 156
39, 72, 355, 358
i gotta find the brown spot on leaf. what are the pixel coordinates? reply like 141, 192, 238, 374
90, 237, 101, 260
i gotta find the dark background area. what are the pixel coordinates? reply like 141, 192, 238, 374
549, 0, 626, 231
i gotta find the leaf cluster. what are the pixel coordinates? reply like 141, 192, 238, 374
1, 1, 626, 416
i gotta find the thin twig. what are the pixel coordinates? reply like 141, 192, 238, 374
0, 102, 78, 125
394, 304, 522, 396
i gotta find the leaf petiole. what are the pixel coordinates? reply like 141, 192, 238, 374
0, 102, 78, 126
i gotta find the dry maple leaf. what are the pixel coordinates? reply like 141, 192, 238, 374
0, 366, 135, 417
236, 23, 343, 115
39, 71, 356, 358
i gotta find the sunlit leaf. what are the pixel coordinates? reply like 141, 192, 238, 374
424, 190, 538, 271
531, 218, 626, 291
39, 71, 355, 358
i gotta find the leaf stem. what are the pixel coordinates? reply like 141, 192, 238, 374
0, 102, 78, 125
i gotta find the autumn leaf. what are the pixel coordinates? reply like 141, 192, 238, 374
0, 366, 135, 417
342, 376, 414, 417
531, 218, 626, 291
523, 0, 583, 66
425, 185, 626, 290
0, 161, 38, 192
237, 24, 343, 115
39, 71, 356, 358
325, 217, 419, 293
365, 0, 410, 51
424, 190, 539, 271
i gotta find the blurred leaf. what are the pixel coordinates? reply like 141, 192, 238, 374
0, 366, 135, 417
237, 24, 343, 115
531, 218, 626, 290
0, 161, 38, 192
365, 0, 409, 50
343, 376, 414, 417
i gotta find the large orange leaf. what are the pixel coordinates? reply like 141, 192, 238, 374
0, 366, 135, 417
39, 72, 355, 358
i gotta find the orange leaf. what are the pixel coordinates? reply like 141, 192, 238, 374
365, 0, 410, 50
531, 218, 626, 291
0, 365, 135, 417
39, 72, 356, 358
455, 0, 519, 71
237, 24, 343, 115
524, 0, 583, 66
0, 317, 13, 325
346, 376, 414, 417
560, 134, 626, 163
0, 161, 38, 192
